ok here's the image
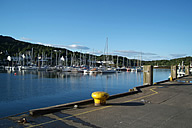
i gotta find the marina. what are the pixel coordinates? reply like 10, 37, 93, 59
1, 37, 144, 74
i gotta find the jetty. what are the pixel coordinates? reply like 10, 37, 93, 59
1, 66, 192, 128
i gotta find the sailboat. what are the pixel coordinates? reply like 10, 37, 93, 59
99, 37, 116, 74
120, 57, 127, 71
136, 53, 143, 72
116, 56, 121, 71
62, 50, 72, 72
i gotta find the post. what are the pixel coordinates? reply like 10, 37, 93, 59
171, 65, 178, 79
143, 65, 153, 85
185, 65, 190, 76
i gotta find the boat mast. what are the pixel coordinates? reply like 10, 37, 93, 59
65, 50, 68, 66
106, 37, 108, 63
70, 52, 73, 66
92, 49, 95, 67
80, 51, 81, 66
116, 56, 119, 68
51, 51, 52, 66
140, 52, 142, 67
58, 50, 61, 66
123, 57, 124, 67
41, 52, 43, 67
89, 54, 91, 68
31, 48, 33, 65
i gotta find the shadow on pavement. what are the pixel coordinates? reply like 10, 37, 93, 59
107, 102, 145, 106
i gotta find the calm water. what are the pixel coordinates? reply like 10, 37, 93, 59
0, 69, 170, 118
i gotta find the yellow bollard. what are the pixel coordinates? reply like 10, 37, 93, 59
170, 77, 173, 81
129, 89, 134, 92
91, 91, 109, 106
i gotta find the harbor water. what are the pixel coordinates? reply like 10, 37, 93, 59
0, 69, 170, 118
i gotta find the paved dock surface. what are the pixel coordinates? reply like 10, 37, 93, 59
1, 75, 192, 128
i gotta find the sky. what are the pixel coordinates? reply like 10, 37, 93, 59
0, 0, 192, 60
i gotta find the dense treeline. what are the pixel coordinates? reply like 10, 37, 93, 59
143, 56, 192, 67
0, 35, 191, 67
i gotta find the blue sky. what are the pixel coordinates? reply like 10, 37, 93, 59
1, 0, 192, 60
